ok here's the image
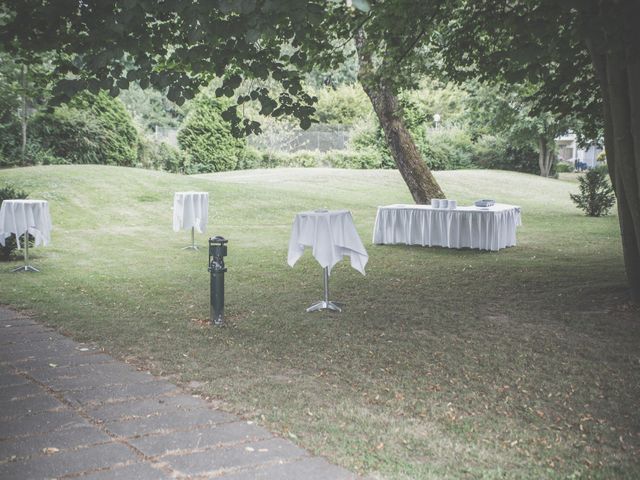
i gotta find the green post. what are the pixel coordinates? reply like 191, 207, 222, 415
208, 236, 228, 326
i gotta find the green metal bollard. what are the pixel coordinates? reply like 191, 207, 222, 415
208, 236, 228, 326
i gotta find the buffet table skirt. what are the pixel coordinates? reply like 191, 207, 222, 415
373, 203, 521, 251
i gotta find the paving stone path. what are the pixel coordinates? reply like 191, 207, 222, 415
0, 307, 356, 479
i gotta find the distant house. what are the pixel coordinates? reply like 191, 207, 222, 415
556, 133, 603, 170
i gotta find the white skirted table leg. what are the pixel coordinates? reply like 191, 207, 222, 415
306, 267, 341, 312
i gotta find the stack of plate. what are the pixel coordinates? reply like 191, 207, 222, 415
474, 199, 495, 207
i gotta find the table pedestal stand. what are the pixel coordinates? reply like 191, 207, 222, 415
182, 227, 199, 250
11, 228, 39, 272
306, 267, 341, 312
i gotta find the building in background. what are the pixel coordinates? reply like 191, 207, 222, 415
556, 133, 603, 170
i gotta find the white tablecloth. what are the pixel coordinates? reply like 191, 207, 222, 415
172, 192, 209, 233
373, 203, 521, 251
288, 210, 369, 275
0, 199, 52, 248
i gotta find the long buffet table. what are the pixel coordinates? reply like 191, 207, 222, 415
372, 203, 521, 251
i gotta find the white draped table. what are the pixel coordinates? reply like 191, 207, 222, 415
288, 210, 368, 312
373, 203, 521, 251
0, 199, 52, 271
173, 191, 209, 249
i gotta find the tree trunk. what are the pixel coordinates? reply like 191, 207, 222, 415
20, 64, 28, 165
537, 137, 553, 177
584, 9, 640, 303
362, 81, 445, 203
355, 30, 445, 204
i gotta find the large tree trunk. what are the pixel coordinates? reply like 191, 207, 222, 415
584, 4, 640, 302
362, 81, 445, 203
355, 30, 445, 204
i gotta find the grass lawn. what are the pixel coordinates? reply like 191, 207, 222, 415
1, 165, 638, 479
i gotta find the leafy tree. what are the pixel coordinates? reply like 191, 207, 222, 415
438, 0, 640, 301
177, 92, 245, 173
463, 82, 572, 177
0, 0, 446, 204
0, 51, 55, 165
118, 84, 185, 133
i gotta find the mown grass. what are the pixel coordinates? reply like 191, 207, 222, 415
1, 165, 638, 479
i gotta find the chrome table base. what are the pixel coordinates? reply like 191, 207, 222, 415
306, 266, 342, 313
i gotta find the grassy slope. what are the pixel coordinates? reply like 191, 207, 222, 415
0, 165, 638, 479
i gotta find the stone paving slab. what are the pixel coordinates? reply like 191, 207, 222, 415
60, 380, 180, 407
0, 409, 89, 439
166, 437, 308, 477
105, 408, 236, 438
0, 392, 65, 419
0, 306, 357, 479
129, 421, 271, 457
0, 423, 111, 461
1, 381, 47, 400
45, 369, 156, 391
12, 353, 115, 371
76, 462, 172, 479
0, 371, 30, 387
0, 442, 138, 480
0, 330, 61, 344
218, 457, 358, 480
85, 394, 205, 422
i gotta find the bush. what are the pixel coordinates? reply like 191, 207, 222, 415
0, 184, 32, 260
137, 137, 190, 173
555, 162, 574, 173
470, 135, 539, 174
71, 91, 139, 166
177, 93, 246, 172
570, 168, 616, 216
313, 84, 373, 126
30, 92, 139, 166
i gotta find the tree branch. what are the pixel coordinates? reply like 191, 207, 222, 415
394, 0, 445, 66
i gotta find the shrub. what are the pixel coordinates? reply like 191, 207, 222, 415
177, 93, 246, 172
0, 184, 32, 260
235, 147, 269, 170
137, 137, 190, 173
323, 149, 385, 169
31, 92, 139, 166
470, 135, 539, 174
555, 162, 574, 173
313, 84, 373, 126
569, 168, 616, 216
31, 106, 105, 164
71, 91, 139, 166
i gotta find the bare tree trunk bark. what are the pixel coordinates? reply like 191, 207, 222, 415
355, 30, 445, 204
